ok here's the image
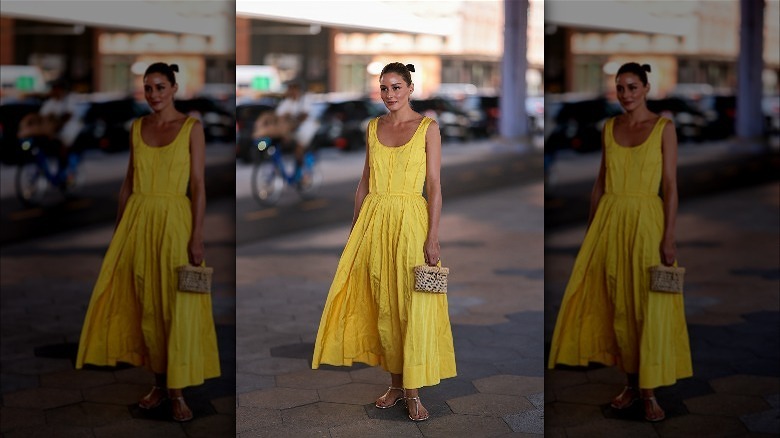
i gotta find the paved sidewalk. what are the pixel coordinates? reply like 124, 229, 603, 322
235, 184, 545, 437
0, 198, 236, 437
544, 182, 780, 437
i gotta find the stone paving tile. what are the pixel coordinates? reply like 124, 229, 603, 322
181, 413, 235, 438
239, 423, 330, 438
527, 392, 544, 409
766, 393, 780, 409
318, 382, 388, 405
280, 401, 367, 429
1, 372, 39, 394
39, 369, 116, 389
92, 418, 188, 438
235, 406, 282, 434
349, 365, 391, 383
238, 387, 319, 409
710, 374, 780, 396
112, 367, 155, 385
563, 417, 658, 437
685, 393, 770, 417
4, 424, 95, 438
3, 386, 82, 409
504, 407, 544, 434
2, 357, 74, 376
543, 402, 602, 429
237, 372, 276, 393
417, 413, 513, 437
328, 418, 424, 437
44, 401, 132, 427
0, 406, 46, 433
81, 382, 148, 405
553, 382, 620, 406
238, 357, 310, 376
275, 368, 352, 389
740, 408, 780, 435
473, 375, 543, 397
654, 414, 749, 437
585, 365, 626, 385
447, 393, 534, 417
210, 394, 236, 416
546, 369, 589, 388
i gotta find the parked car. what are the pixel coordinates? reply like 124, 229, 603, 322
697, 94, 736, 140
461, 95, 499, 138
545, 97, 623, 153
412, 97, 471, 141
175, 97, 234, 142
309, 99, 386, 150
647, 97, 707, 143
74, 98, 150, 153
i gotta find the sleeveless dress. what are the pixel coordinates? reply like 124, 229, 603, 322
76, 116, 221, 389
312, 116, 456, 389
547, 116, 693, 389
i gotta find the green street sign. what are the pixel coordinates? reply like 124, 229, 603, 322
251, 76, 270, 91
16, 76, 35, 91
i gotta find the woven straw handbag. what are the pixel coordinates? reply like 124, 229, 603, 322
414, 265, 450, 294
649, 265, 685, 294
177, 265, 214, 294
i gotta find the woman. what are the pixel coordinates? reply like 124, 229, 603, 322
76, 63, 220, 422
312, 62, 456, 422
547, 62, 692, 422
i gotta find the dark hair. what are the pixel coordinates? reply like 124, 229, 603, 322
616, 62, 651, 85
144, 62, 179, 85
380, 62, 415, 86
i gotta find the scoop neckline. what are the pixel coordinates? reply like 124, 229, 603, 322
611, 116, 663, 149
375, 116, 426, 149
139, 116, 189, 149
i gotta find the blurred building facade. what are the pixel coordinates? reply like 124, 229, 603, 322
545, 0, 780, 97
0, 1, 234, 99
235, 0, 543, 99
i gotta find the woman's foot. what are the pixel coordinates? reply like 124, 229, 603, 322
375, 387, 405, 409
610, 386, 638, 410
404, 394, 430, 421
171, 396, 194, 422
138, 386, 167, 410
643, 396, 666, 422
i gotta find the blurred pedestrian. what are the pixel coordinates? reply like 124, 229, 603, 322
76, 62, 220, 422
312, 62, 456, 422
275, 81, 315, 180
547, 62, 692, 422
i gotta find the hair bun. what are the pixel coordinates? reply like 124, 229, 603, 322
169, 64, 179, 73
641, 64, 651, 73
405, 64, 415, 73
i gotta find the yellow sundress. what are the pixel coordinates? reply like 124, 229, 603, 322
76, 116, 220, 389
312, 116, 457, 389
548, 116, 693, 389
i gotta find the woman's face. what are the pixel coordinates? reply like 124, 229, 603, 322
379, 72, 413, 111
143, 72, 177, 113
615, 73, 649, 112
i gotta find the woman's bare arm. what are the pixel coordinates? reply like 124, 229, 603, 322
188, 120, 207, 265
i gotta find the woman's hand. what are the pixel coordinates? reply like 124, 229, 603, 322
660, 237, 676, 266
424, 237, 440, 266
188, 238, 205, 266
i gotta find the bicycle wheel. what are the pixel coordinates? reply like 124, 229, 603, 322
15, 163, 48, 206
60, 156, 86, 197
297, 161, 323, 199
251, 161, 284, 205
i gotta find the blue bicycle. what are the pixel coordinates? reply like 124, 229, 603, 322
15, 137, 84, 206
250, 137, 322, 206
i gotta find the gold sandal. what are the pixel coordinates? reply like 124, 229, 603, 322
138, 386, 167, 410
610, 386, 638, 410
171, 396, 194, 422
405, 395, 430, 422
375, 386, 405, 409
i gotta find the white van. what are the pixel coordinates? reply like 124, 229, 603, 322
0, 65, 47, 100
235, 65, 282, 99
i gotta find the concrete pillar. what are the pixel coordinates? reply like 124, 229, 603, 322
236, 17, 251, 65
736, 0, 765, 139
500, 0, 528, 140
0, 17, 14, 65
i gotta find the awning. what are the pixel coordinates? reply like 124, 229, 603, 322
236, 0, 451, 36
0, 0, 229, 37
545, 1, 689, 36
